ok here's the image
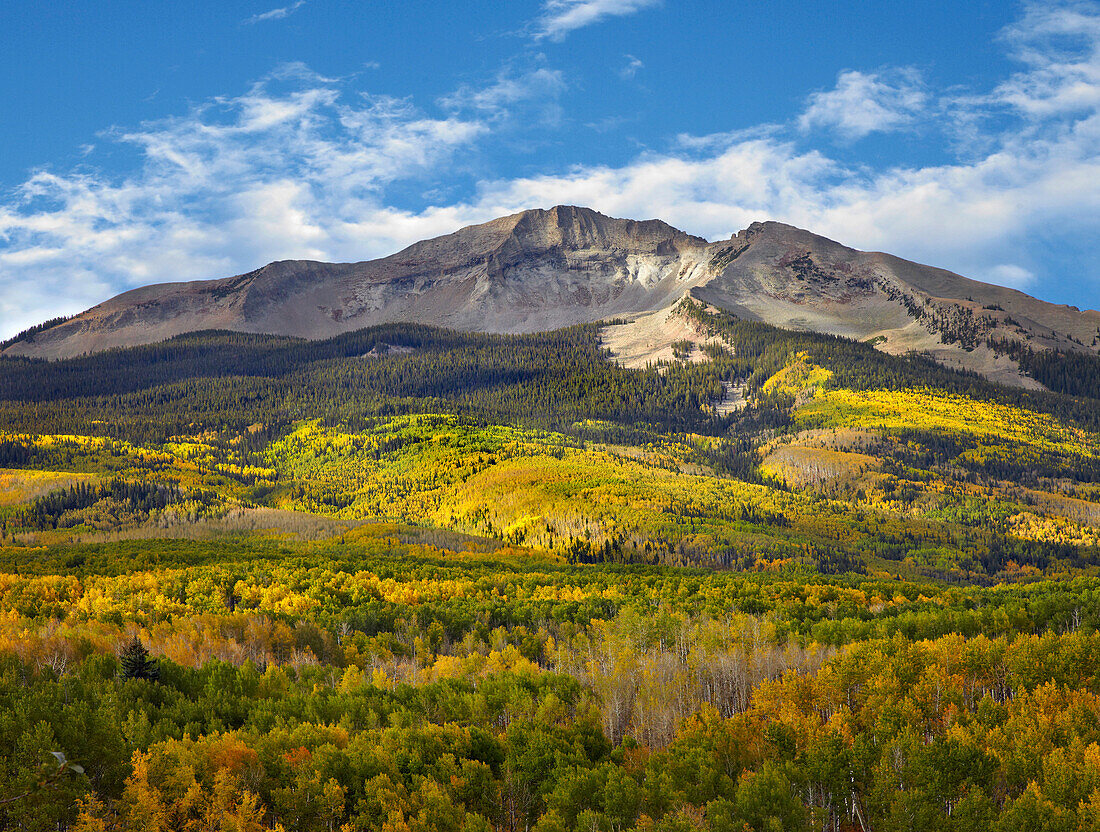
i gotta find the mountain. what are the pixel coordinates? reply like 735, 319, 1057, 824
6, 205, 1099, 388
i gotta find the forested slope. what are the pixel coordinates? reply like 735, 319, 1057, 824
3, 305, 1100, 580
3, 305, 1100, 829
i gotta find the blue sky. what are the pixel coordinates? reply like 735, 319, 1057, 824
2, 0, 1099, 339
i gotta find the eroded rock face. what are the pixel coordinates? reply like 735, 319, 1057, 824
7, 206, 1100, 390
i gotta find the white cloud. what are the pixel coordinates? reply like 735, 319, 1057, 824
799, 69, 928, 140
619, 54, 644, 80
981, 264, 1038, 289
467, 3, 1100, 295
994, 1, 1100, 118
535, 0, 660, 41
438, 67, 567, 123
244, 0, 305, 25
448, 124, 1096, 302
0, 66, 485, 339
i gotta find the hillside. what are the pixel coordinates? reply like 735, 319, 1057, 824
4, 303, 1100, 581
2, 207, 710, 358
5, 292, 1100, 828
5, 207, 1100, 392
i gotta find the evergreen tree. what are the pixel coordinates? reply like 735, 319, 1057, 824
118, 637, 159, 682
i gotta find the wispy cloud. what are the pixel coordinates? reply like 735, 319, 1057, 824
981, 264, 1037, 290
244, 0, 305, 25
799, 68, 928, 140
0, 65, 484, 337
619, 54, 644, 80
438, 67, 567, 123
994, 0, 1100, 117
534, 0, 660, 42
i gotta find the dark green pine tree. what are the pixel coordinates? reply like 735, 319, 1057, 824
119, 637, 159, 682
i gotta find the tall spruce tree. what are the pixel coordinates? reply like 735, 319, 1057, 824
119, 637, 159, 682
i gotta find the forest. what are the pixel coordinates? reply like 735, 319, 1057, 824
4, 303, 1100, 830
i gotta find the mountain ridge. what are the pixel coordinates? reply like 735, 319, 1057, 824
5, 206, 1099, 391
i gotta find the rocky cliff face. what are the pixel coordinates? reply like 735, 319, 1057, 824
688, 221, 1100, 388
6, 206, 1099, 389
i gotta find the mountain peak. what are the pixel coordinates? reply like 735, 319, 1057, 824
734, 219, 855, 252
6, 207, 1099, 389
505, 205, 706, 254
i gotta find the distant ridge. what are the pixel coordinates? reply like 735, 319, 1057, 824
6, 205, 1100, 388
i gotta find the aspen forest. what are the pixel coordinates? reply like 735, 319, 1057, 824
4, 306, 1100, 831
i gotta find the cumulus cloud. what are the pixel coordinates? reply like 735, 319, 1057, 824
535, 0, 660, 41
471, 0, 1100, 299
244, 0, 305, 25
799, 69, 928, 140
468, 134, 1076, 268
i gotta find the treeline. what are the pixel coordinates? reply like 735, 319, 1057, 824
16, 479, 185, 530
4, 313, 1099, 454
679, 300, 1100, 427
0, 325, 732, 445
990, 336, 1100, 400
0, 315, 72, 351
